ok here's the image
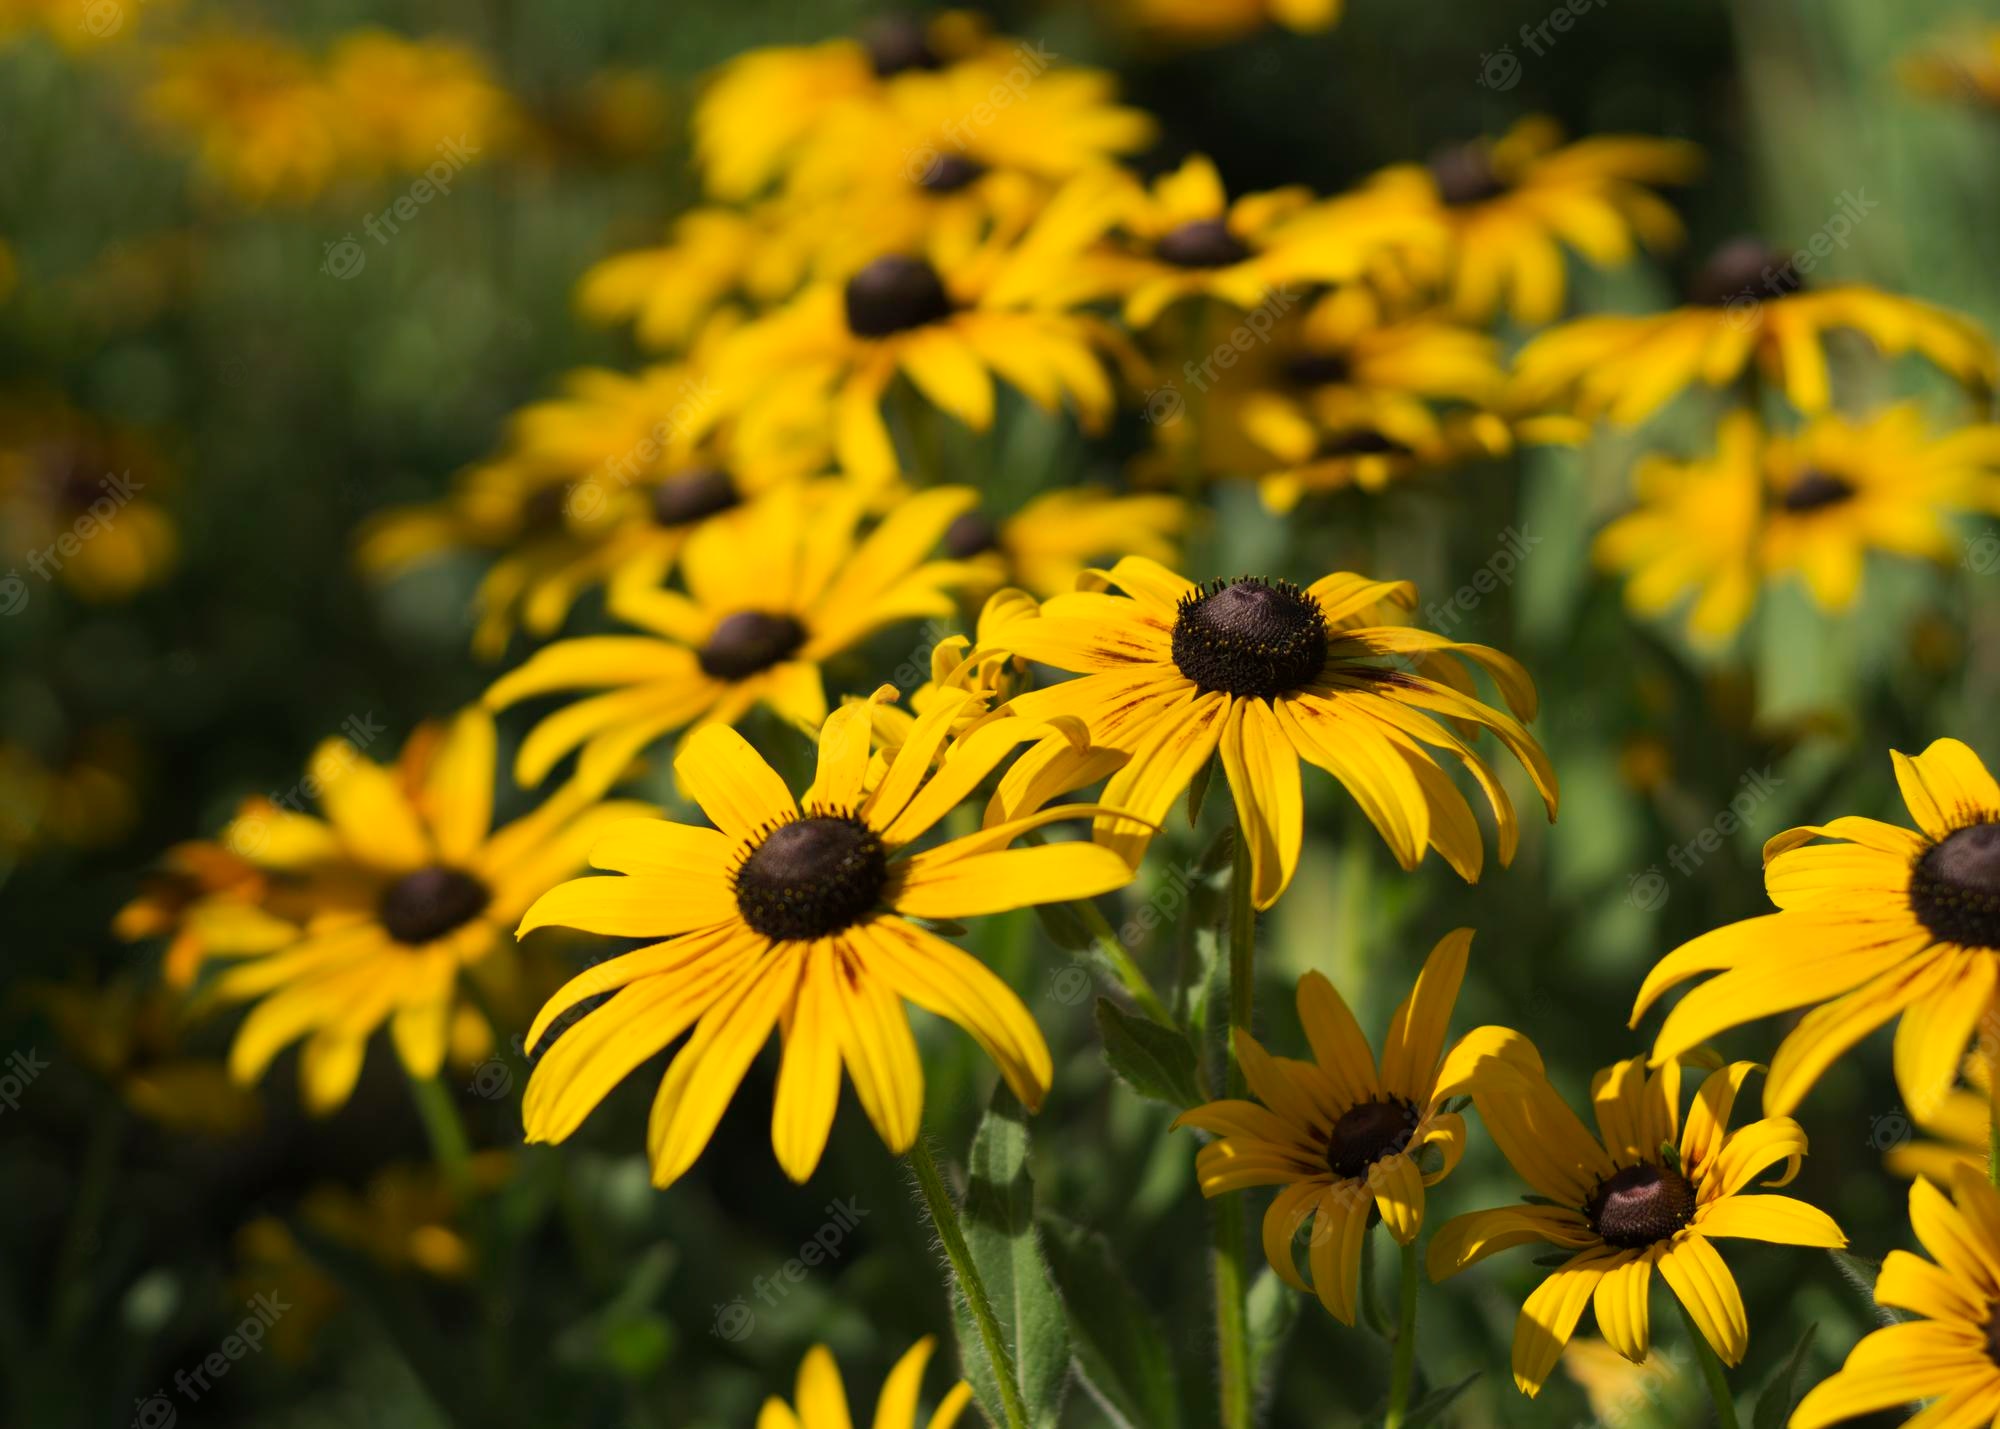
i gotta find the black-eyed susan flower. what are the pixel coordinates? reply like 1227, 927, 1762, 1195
944, 486, 1189, 601
576, 205, 817, 352
1358, 117, 1699, 327
515, 697, 1141, 1186
0, 401, 177, 602
320, 29, 519, 177
169, 708, 655, 1112
1514, 237, 1997, 426
484, 485, 974, 787
1083, 155, 1442, 330
141, 31, 344, 204
1634, 737, 2000, 1122
1902, 27, 2000, 110
759, 1338, 970, 1429
978, 556, 1557, 909
711, 174, 1129, 483
0, 724, 144, 854
1791, 1165, 2000, 1427
1429, 1041, 1844, 1395
1171, 930, 1479, 1322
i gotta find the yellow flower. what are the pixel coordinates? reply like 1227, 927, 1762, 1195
758, 1338, 971, 1429
1081, 155, 1442, 330
484, 485, 975, 787
692, 12, 999, 200
1884, 1053, 1990, 1185
1359, 116, 1699, 327
176, 707, 654, 1112
1514, 237, 1997, 426
321, 28, 520, 175
116, 837, 270, 986
576, 205, 817, 352
1108, 0, 1342, 44
1633, 737, 2000, 1122
1171, 930, 1479, 1322
514, 697, 1139, 1186
1561, 1336, 1691, 1424
0, 402, 178, 602
943, 485, 1190, 600
142, 32, 345, 205
710, 172, 1129, 483
980, 556, 1558, 909
0, 725, 144, 854
1791, 1166, 2000, 1427
1430, 1040, 1843, 1395
1902, 27, 2000, 110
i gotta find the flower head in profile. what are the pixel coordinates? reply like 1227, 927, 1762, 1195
1791, 1165, 2000, 1427
484, 485, 974, 787
759, 1338, 970, 1429
162, 708, 654, 1112
1172, 930, 1479, 1322
515, 695, 1140, 1187
1358, 116, 1699, 327
1514, 235, 1997, 427
1634, 737, 2000, 1121
1430, 1040, 1843, 1395
1596, 407, 2000, 643
980, 556, 1557, 909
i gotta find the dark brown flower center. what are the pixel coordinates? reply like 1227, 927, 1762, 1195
1686, 237, 1803, 307
1777, 467, 1856, 514
40, 444, 115, 512
1587, 1162, 1697, 1248
1171, 577, 1328, 701
1325, 1097, 1419, 1180
1987, 1309, 2000, 1367
943, 511, 1000, 558
1428, 144, 1506, 207
1284, 351, 1353, 388
733, 812, 888, 940
1316, 429, 1413, 459
650, 467, 739, 527
844, 256, 953, 338
379, 866, 491, 946
920, 154, 987, 193
1155, 219, 1251, 269
520, 483, 573, 533
1910, 822, 2000, 950
698, 611, 807, 681
862, 15, 942, 77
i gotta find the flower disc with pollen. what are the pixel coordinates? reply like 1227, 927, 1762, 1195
1587, 1162, 1697, 1249
650, 468, 739, 527
844, 257, 953, 338
732, 812, 888, 941
1910, 822, 2000, 950
698, 611, 807, 680
1777, 467, 1857, 514
1171, 577, 1329, 700
379, 866, 491, 946
1155, 219, 1251, 269
1325, 1097, 1420, 1180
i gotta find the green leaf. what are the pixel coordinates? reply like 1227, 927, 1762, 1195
954, 1085, 1071, 1429
1245, 1264, 1300, 1396
1826, 1249, 1908, 1325
1751, 1323, 1818, 1429
1039, 1215, 1180, 1429
1095, 997, 1203, 1110
1400, 1371, 1480, 1428
1032, 901, 1092, 955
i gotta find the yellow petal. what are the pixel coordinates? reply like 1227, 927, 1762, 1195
1591, 1251, 1656, 1363
1219, 696, 1303, 910
1512, 1250, 1617, 1396
771, 943, 843, 1183
1306, 1181, 1370, 1325
1656, 1234, 1747, 1366
1894, 738, 2000, 840
1694, 1194, 1845, 1247
832, 943, 925, 1155
1380, 928, 1472, 1103
872, 1337, 938, 1429
313, 739, 430, 872
674, 724, 799, 837
891, 841, 1135, 919
1369, 1151, 1426, 1245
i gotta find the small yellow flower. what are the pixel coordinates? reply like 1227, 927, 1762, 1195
1430, 1039, 1844, 1395
1791, 1166, 2000, 1427
980, 555, 1557, 908
515, 697, 1140, 1186
1107, 0, 1342, 44
1172, 931, 1479, 1322
0, 403, 178, 602
1635, 737, 2000, 1122
758, 1338, 971, 1429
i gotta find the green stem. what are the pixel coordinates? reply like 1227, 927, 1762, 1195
908, 1138, 1030, 1429
1071, 895, 1177, 1028
1211, 819, 1257, 1429
408, 1072, 474, 1201
1384, 1239, 1421, 1428
1676, 1296, 1742, 1429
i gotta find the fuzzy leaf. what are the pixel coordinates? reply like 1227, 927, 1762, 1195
1040, 1215, 1180, 1429
1095, 997, 1203, 1110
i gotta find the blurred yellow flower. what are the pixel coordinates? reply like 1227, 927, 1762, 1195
32, 976, 260, 1136
944, 485, 1189, 601
1430, 1041, 1842, 1395
0, 725, 144, 855
0, 402, 178, 602
1173, 931, 1478, 1322
759, 1338, 971, 1429
1106, 0, 1341, 44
